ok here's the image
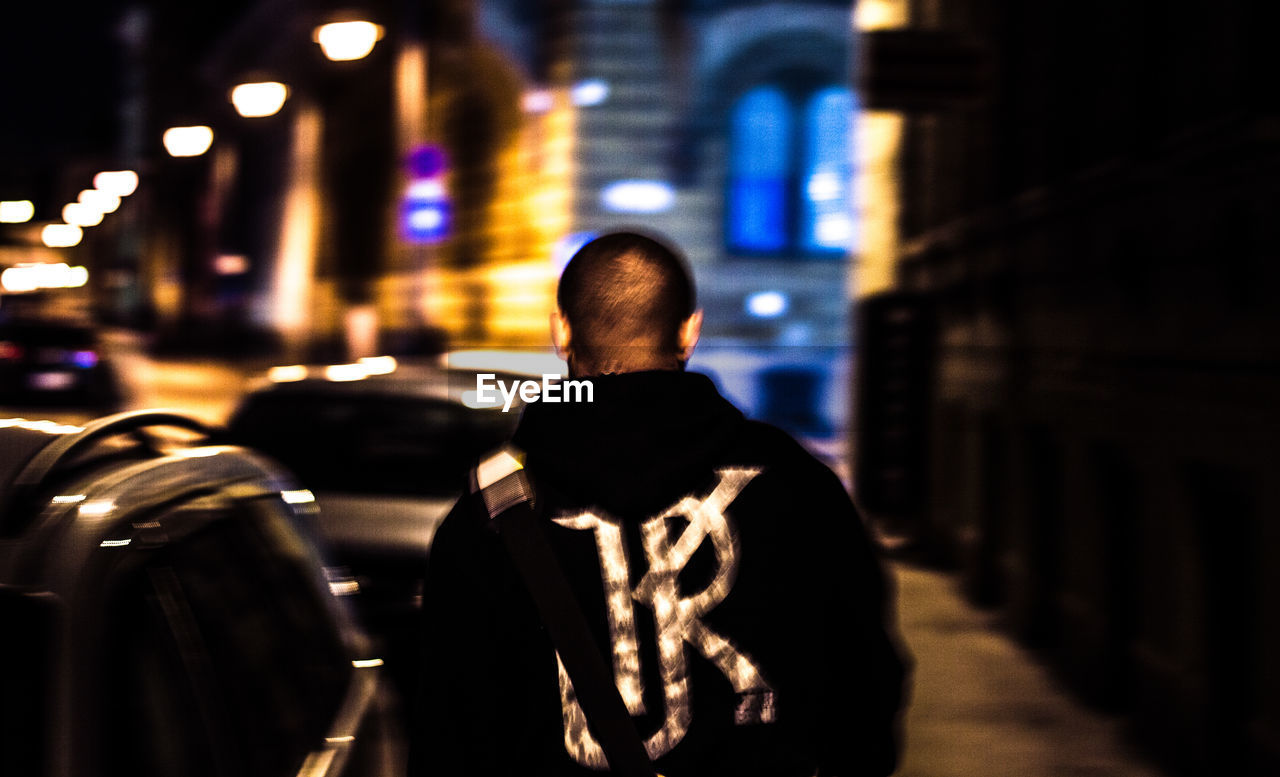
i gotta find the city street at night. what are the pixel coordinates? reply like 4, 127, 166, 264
2, 0, 1276, 776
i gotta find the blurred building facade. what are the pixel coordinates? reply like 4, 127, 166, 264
399, 0, 869, 436
118, 0, 871, 439
854, 1, 1279, 775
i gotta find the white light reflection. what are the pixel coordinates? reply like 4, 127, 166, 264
79, 499, 116, 518
357, 355, 397, 375
329, 579, 361, 596
352, 658, 384, 669
281, 489, 316, 505
268, 364, 308, 383
324, 363, 368, 382
0, 418, 84, 434
99, 539, 132, 548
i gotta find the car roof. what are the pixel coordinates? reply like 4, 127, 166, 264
241, 360, 556, 408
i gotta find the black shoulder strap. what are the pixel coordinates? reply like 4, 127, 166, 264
472, 446, 657, 777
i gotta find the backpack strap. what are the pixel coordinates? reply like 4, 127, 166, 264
472, 446, 658, 777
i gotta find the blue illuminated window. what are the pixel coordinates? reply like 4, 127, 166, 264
727, 87, 793, 252
801, 87, 855, 253
726, 84, 855, 257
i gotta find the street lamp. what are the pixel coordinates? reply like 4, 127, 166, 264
0, 200, 34, 223
230, 81, 290, 118
78, 189, 121, 215
162, 125, 214, 157
313, 21, 384, 61
93, 170, 139, 197
62, 202, 104, 228
41, 224, 84, 248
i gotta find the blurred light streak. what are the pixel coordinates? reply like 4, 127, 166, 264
0, 200, 35, 223
357, 355, 397, 375
445, 349, 567, 377
461, 389, 504, 409
324, 363, 369, 382
281, 489, 316, 504
314, 21, 383, 61
746, 291, 789, 318
2, 262, 88, 291
40, 224, 84, 248
93, 170, 139, 197
268, 364, 309, 383
601, 180, 676, 214
78, 188, 120, 214
62, 202, 103, 227
163, 126, 214, 157
523, 89, 553, 114
571, 79, 610, 107
0, 418, 83, 434
78, 499, 116, 518
231, 81, 289, 118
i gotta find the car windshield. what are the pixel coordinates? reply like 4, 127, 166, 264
228, 392, 517, 496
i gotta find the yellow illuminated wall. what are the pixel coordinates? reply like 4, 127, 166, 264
422, 81, 575, 349
852, 0, 907, 300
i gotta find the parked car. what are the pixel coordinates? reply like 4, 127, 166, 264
0, 318, 123, 413
0, 410, 386, 777
221, 356, 541, 706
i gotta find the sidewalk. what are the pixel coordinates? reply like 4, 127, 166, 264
890, 562, 1167, 777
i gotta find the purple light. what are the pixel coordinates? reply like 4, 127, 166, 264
407, 145, 446, 178
72, 350, 99, 368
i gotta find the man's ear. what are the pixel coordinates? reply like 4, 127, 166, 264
551, 309, 572, 359
678, 309, 703, 362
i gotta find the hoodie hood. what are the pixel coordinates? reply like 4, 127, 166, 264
512, 370, 744, 517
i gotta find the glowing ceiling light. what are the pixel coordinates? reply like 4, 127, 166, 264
600, 180, 676, 214
231, 81, 289, 118
163, 126, 214, 158
62, 202, 103, 227
0, 200, 35, 223
41, 224, 84, 248
78, 188, 120, 214
313, 21, 384, 61
93, 170, 139, 197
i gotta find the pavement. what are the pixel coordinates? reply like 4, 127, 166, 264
890, 562, 1168, 777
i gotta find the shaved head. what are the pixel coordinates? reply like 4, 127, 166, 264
556, 232, 697, 375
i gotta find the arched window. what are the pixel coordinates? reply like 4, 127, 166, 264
801, 87, 855, 253
727, 86, 793, 252
726, 84, 855, 258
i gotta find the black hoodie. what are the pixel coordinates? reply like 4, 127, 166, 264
410, 371, 907, 777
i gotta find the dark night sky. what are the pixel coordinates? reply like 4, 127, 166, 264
0, 3, 128, 198
0, 1, 256, 211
